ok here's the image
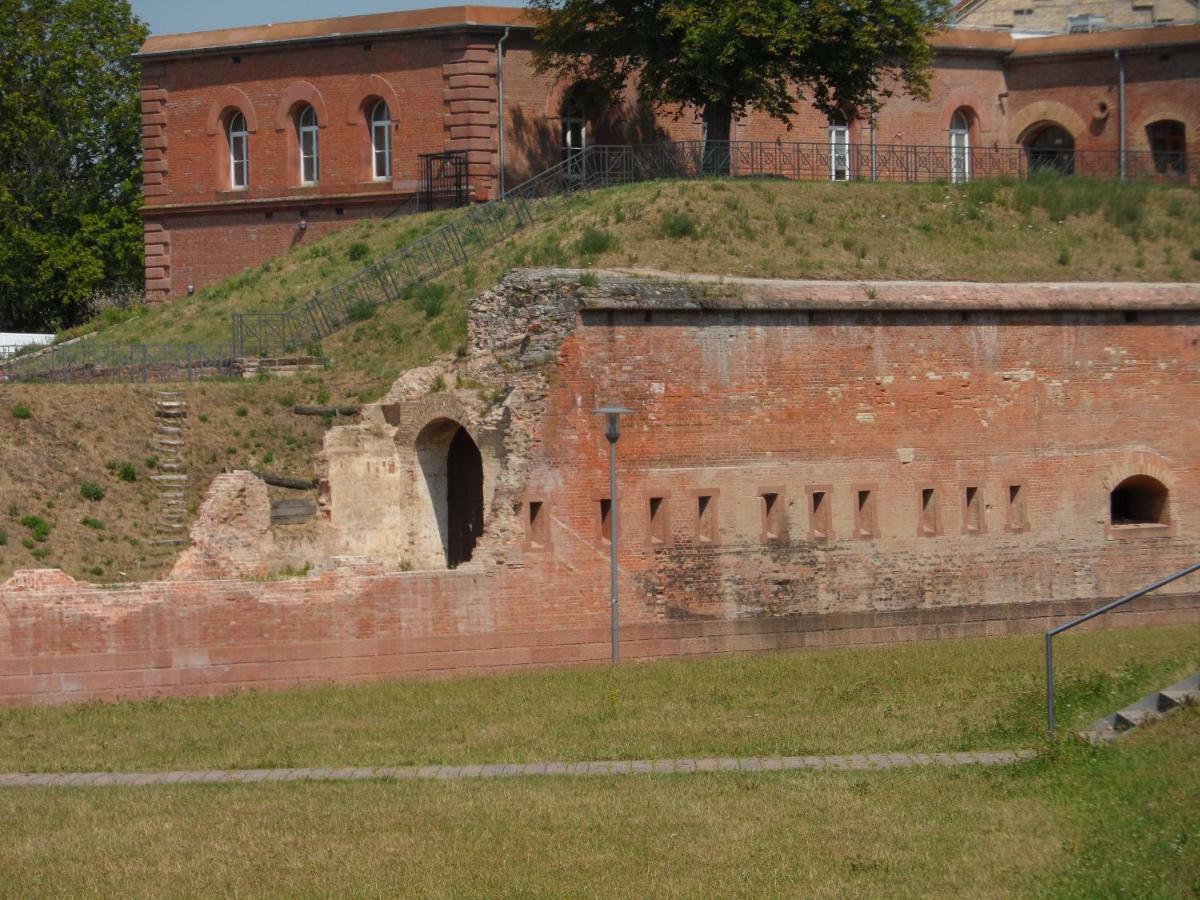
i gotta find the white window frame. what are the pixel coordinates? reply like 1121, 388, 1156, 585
370, 100, 392, 181
228, 111, 249, 190
298, 105, 320, 186
829, 119, 850, 182
562, 100, 586, 179
950, 111, 970, 184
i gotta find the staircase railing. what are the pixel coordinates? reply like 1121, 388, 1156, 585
1045, 562, 1200, 734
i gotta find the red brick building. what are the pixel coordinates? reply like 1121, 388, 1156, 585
137, 6, 1200, 297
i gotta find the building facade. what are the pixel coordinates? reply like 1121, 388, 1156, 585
137, 7, 1200, 296
954, 0, 1199, 34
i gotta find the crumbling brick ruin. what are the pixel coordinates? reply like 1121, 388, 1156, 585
2, 269, 1198, 704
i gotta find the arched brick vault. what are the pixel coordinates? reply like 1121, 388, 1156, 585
1134, 102, 1199, 152
273, 81, 330, 131
205, 86, 258, 135
386, 393, 479, 449
1010, 100, 1088, 145
343, 74, 402, 126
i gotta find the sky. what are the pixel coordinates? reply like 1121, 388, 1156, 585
131, 0, 525, 36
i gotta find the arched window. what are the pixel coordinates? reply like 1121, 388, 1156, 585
950, 109, 971, 184
1024, 124, 1075, 176
370, 100, 392, 181
561, 88, 587, 179
1146, 120, 1186, 177
227, 112, 249, 190
829, 113, 851, 182
297, 104, 319, 185
1110, 476, 1169, 526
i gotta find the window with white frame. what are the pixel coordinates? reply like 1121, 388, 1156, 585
228, 111, 249, 190
297, 104, 319, 185
950, 110, 970, 184
370, 100, 392, 181
829, 114, 850, 181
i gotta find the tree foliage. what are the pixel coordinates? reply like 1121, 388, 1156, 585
0, 0, 147, 331
531, 0, 951, 145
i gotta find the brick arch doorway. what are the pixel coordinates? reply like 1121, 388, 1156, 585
415, 419, 484, 568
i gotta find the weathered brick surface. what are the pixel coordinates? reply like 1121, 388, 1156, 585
2, 272, 1198, 706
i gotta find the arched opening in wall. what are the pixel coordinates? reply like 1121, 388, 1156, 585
1110, 476, 1169, 527
416, 419, 484, 568
561, 83, 590, 179
828, 111, 851, 181
226, 110, 249, 190
369, 99, 393, 181
1146, 120, 1187, 176
296, 103, 320, 185
1023, 124, 1075, 176
949, 108, 973, 184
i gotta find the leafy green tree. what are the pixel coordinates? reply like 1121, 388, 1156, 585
0, 0, 147, 331
531, 0, 949, 156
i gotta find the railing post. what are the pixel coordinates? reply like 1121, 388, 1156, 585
1045, 632, 1056, 736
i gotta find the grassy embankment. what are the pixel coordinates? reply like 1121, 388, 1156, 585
0, 625, 1197, 896
3, 176, 1198, 583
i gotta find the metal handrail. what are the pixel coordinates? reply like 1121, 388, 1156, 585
1045, 562, 1200, 734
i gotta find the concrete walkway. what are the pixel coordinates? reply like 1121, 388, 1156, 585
0, 750, 1038, 788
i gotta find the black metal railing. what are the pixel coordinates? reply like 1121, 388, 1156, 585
1044, 562, 1200, 734
6, 139, 1195, 382
1, 342, 236, 383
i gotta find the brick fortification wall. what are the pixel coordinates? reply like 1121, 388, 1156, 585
2, 272, 1198, 705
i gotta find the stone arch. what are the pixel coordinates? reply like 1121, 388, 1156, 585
1100, 453, 1177, 538
937, 88, 990, 141
1110, 475, 1169, 526
1134, 102, 1198, 153
205, 86, 258, 136
414, 418, 485, 568
1010, 101, 1087, 147
343, 74, 402, 126
273, 81, 329, 132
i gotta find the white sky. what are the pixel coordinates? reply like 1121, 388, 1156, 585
131, 0, 525, 36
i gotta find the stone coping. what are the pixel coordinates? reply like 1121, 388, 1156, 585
535, 268, 1200, 312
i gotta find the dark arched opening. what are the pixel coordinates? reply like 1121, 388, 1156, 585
1024, 124, 1075, 175
446, 427, 484, 567
1146, 120, 1187, 176
1110, 475, 1169, 526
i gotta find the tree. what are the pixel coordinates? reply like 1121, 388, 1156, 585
531, 0, 949, 156
0, 0, 147, 331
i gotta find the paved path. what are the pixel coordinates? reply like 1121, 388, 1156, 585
0, 750, 1037, 788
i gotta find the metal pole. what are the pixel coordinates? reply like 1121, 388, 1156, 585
1115, 50, 1126, 180
609, 436, 619, 663
496, 26, 511, 198
1045, 632, 1056, 735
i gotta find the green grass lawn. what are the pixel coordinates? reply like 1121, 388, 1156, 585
0, 706, 1196, 897
1, 625, 1195, 773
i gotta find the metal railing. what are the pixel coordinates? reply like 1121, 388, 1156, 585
6, 138, 1195, 381
1045, 562, 1200, 734
1, 342, 236, 383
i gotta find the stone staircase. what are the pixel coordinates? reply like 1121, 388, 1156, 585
151, 391, 189, 548
1081, 673, 1199, 742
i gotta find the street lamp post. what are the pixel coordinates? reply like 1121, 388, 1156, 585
596, 406, 631, 663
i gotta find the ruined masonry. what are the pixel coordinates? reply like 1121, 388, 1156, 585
152, 392, 188, 548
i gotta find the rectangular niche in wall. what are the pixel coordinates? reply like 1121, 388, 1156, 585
648, 496, 670, 545
919, 487, 940, 537
963, 485, 985, 534
693, 490, 719, 544
853, 485, 879, 539
1006, 483, 1029, 532
598, 498, 612, 544
760, 488, 786, 542
807, 485, 832, 541
526, 500, 549, 549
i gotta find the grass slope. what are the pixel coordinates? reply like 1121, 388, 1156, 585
4, 176, 1197, 583
0, 632, 1197, 897
0, 625, 1194, 772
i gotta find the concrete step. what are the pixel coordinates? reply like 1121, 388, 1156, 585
1082, 672, 1199, 742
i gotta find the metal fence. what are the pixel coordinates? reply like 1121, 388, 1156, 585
5, 138, 1195, 382
1, 343, 235, 383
